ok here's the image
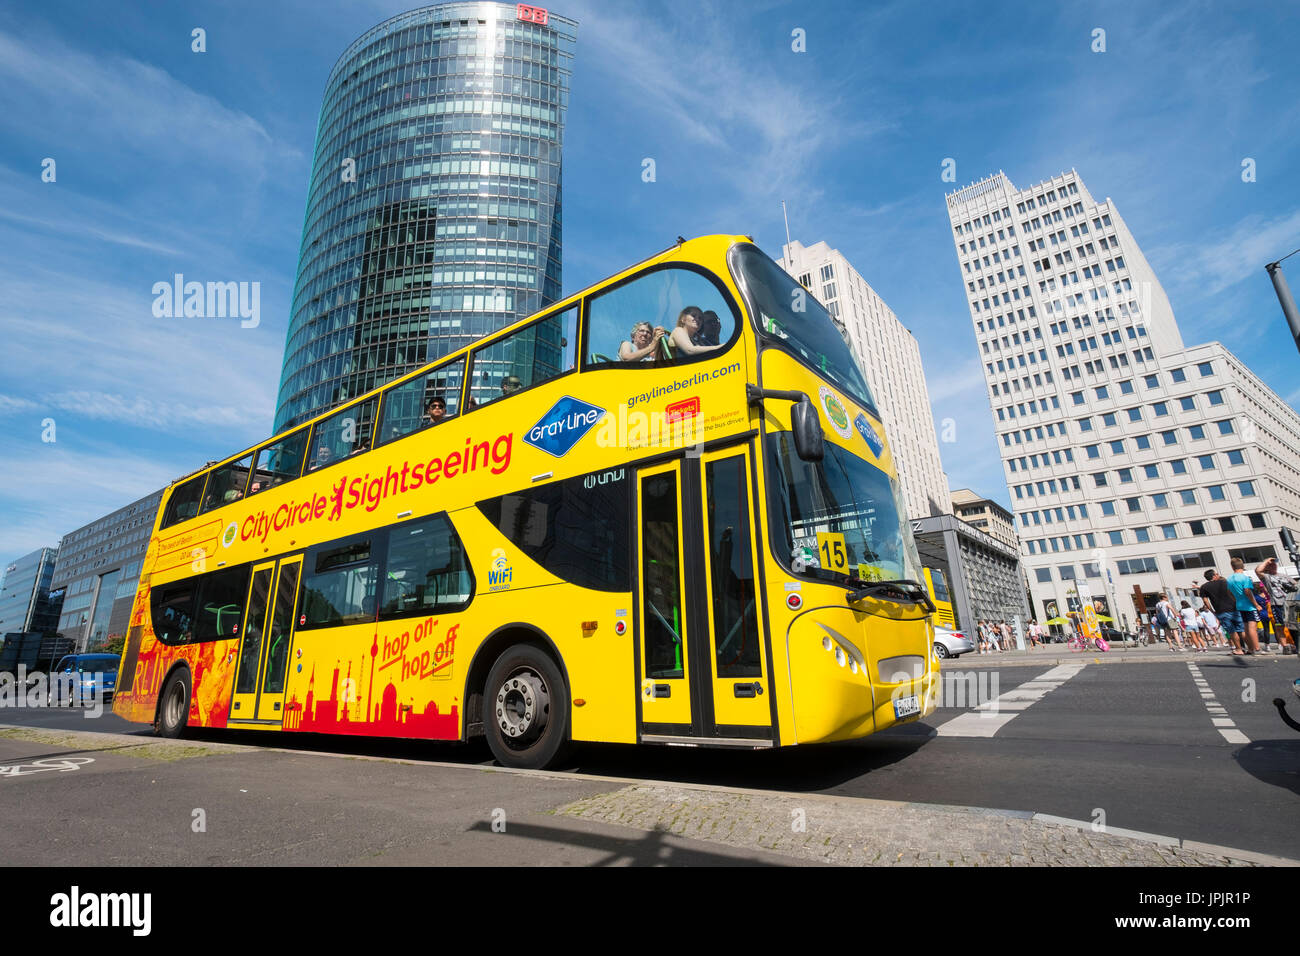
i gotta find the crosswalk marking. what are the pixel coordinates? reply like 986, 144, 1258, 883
1187, 662, 1251, 744
936, 662, 1087, 737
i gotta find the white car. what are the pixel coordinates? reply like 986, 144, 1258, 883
933, 626, 974, 659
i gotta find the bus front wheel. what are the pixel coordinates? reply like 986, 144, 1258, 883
155, 670, 191, 738
483, 645, 570, 770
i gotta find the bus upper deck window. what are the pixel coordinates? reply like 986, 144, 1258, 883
585, 267, 736, 368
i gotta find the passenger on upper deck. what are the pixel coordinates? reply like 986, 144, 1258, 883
308, 444, 332, 472
500, 375, 523, 397
421, 396, 447, 426
669, 307, 723, 356
619, 321, 666, 362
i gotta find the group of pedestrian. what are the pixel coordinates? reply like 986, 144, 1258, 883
975, 619, 1016, 653
1151, 557, 1297, 655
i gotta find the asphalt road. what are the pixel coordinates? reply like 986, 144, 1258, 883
4, 652, 1297, 860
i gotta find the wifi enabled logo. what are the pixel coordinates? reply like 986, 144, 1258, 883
488, 548, 513, 592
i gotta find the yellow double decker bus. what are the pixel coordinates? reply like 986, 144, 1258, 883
923, 567, 956, 628
114, 235, 938, 769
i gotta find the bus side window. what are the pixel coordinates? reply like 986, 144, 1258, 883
249, 429, 309, 497
162, 474, 207, 528
378, 358, 465, 445
469, 305, 578, 408
583, 266, 737, 368
200, 454, 253, 514
307, 398, 377, 471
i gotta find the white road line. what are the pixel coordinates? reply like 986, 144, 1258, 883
936, 662, 1087, 737
1187, 662, 1251, 745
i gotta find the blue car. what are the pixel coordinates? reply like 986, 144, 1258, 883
48, 653, 121, 706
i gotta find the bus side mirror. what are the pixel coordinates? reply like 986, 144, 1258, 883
747, 385, 825, 463
791, 396, 824, 463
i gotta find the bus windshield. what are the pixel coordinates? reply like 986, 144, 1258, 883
732, 243, 878, 415
765, 431, 921, 586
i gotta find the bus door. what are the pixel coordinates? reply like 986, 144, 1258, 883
230, 555, 303, 723
636, 462, 695, 731
696, 444, 772, 735
635, 445, 774, 744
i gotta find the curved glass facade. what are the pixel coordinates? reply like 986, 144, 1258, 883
274, 2, 577, 431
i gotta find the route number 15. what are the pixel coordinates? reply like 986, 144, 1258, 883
816, 532, 849, 573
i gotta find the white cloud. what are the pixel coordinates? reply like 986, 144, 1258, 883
1153, 207, 1300, 298
565, 0, 896, 208
0, 29, 299, 173
0, 270, 282, 435
0, 444, 186, 559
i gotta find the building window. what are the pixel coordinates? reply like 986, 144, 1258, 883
1170, 368, 1187, 383
1208, 485, 1226, 501
1189, 520, 1207, 536
1101, 500, 1116, 516
1216, 419, 1235, 435
1035, 568, 1052, 583
1108, 530, 1123, 545
1236, 480, 1256, 497
1134, 527, 1151, 543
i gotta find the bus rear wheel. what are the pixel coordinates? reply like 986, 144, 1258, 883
483, 645, 569, 770
155, 670, 191, 738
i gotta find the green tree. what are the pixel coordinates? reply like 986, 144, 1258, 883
91, 633, 126, 656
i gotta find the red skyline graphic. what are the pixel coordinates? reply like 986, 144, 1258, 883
283, 653, 459, 740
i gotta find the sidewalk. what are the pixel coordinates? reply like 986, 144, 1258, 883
1, 724, 1292, 867
951, 642, 1299, 668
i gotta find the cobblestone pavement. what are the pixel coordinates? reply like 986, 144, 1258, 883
559, 784, 1286, 866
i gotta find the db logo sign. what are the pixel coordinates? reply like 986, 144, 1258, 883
516, 4, 548, 25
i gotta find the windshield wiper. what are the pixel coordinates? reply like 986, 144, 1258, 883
845, 579, 935, 613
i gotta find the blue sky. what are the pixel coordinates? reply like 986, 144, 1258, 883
2, 0, 1299, 559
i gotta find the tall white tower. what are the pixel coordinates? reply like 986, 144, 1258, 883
782, 239, 952, 520
945, 169, 1300, 628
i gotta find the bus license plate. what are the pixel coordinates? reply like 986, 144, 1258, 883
894, 695, 920, 718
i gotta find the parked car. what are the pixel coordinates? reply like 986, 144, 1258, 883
47, 653, 121, 705
933, 626, 974, 659
1099, 626, 1135, 646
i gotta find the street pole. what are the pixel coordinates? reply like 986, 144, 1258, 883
781, 200, 792, 268
1266, 255, 1300, 358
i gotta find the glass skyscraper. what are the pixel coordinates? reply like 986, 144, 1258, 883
274, 2, 578, 431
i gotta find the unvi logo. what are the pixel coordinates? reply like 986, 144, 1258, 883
854, 413, 883, 457
488, 548, 513, 592
524, 396, 606, 458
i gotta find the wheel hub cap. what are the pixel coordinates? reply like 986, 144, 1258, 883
496, 672, 548, 740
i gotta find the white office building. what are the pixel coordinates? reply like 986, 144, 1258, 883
945, 169, 1300, 629
781, 239, 952, 520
